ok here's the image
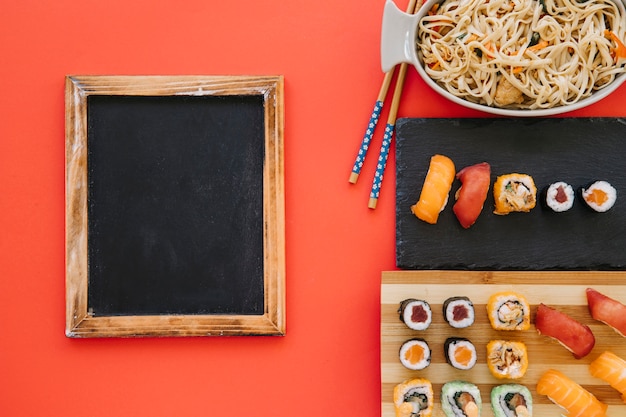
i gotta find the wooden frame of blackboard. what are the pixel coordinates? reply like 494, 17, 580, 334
65, 75, 285, 337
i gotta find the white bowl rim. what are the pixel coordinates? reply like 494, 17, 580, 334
382, 0, 626, 117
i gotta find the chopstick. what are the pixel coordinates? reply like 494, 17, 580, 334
367, 61, 409, 209
347, 0, 420, 208
348, 71, 394, 184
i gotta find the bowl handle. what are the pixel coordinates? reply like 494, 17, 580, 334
380, 0, 420, 73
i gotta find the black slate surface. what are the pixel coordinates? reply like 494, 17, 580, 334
395, 118, 626, 270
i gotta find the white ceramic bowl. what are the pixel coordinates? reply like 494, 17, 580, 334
381, 0, 626, 116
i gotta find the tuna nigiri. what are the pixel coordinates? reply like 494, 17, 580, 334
411, 154, 455, 224
536, 369, 608, 417
535, 303, 595, 359
589, 351, 626, 403
453, 162, 491, 228
586, 288, 626, 337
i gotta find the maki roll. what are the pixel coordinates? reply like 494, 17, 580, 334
393, 378, 434, 417
487, 292, 530, 331
486, 340, 528, 380
399, 338, 431, 370
493, 174, 536, 215
543, 181, 575, 212
443, 296, 475, 328
398, 299, 432, 330
581, 180, 617, 212
444, 337, 477, 370
490, 384, 533, 417
441, 381, 482, 417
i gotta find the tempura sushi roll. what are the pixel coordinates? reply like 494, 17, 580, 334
581, 180, 617, 212
490, 384, 533, 417
487, 340, 528, 379
398, 299, 432, 331
399, 338, 431, 370
487, 292, 530, 331
443, 296, 475, 328
493, 173, 537, 215
543, 181, 575, 212
444, 337, 477, 370
441, 381, 482, 417
393, 378, 434, 417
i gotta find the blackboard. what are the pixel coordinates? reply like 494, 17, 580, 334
65, 75, 285, 337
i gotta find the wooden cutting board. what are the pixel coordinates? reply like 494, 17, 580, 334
381, 271, 626, 417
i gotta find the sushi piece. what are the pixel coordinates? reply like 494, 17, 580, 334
535, 303, 595, 359
543, 181, 575, 212
586, 287, 626, 337
487, 292, 530, 331
441, 381, 482, 417
493, 173, 537, 215
398, 299, 432, 331
393, 378, 434, 417
581, 180, 617, 212
443, 296, 475, 328
490, 384, 533, 417
453, 162, 491, 228
536, 369, 608, 417
444, 337, 477, 370
589, 351, 626, 403
399, 338, 431, 370
486, 340, 528, 379
411, 154, 456, 224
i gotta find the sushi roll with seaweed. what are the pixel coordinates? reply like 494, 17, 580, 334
441, 381, 482, 417
393, 378, 434, 417
399, 338, 431, 370
398, 299, 432, 331
487, 292, 530, 331
493, 173, 537, 215
487, 340, 528, 380
444, 337, 477, 370
543, 181, 575, 212
443, 296, 475, 328
490, 384, 533, 417
581, 180, 617, 212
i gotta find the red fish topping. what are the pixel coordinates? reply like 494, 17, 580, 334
587, 288, 626, 337
535, 303, 595, 359
453, 162, 491, 228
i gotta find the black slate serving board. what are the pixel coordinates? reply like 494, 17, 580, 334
395, 118, 626, 270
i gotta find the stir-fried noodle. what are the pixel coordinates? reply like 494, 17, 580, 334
417, 0, 626, 109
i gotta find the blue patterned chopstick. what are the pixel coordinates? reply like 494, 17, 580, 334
368, 62, 409, 209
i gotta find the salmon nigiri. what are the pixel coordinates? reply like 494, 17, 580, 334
536, 369, 608, 417
589, 351, 626, 403
586, 288, 626, 337
411, 154, 455, 224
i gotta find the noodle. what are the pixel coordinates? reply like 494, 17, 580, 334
416, 0, 626, 109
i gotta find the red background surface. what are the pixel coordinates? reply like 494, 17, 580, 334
1, 1, 625, 416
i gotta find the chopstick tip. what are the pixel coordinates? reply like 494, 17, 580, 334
349, 172, 359, 184
368, 198, 378, 209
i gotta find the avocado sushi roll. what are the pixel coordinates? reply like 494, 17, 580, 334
490, 384, 532, 417
441, 380, 482, 417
